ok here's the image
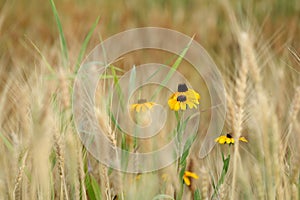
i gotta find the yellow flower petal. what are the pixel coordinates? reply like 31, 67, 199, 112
183, 176, 191, 186
131, 100, 155, 113
184, 171, 199, 179
136, 104, 142, 113
186, 90, 200, 103
218, 136, 226, 144
194, 91, 200, 100
180, 102, 186, 110
191, 89, 200, 99
131, 104, 137, 111
187, 101, 196, 109
168, 98, 177, 110
174, 102, 180, 111
224, 137, 232, 144
145, 102, 154, 109
239, 137, 248, 142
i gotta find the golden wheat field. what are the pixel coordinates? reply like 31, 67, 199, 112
0, 0, 300, 199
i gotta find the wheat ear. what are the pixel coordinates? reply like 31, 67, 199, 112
13, 151, 28, 200
231, 32, 250, 199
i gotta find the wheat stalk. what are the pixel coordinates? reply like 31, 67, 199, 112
100, 164, 111, 200
231, 32, 250, 199
200, 166, 209, 200
13, 151, 28, 200
77, 140, 88, 200
54, 133, 69, 200
58, 68, 70, 110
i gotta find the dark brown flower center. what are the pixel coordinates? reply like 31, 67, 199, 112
226, 133, 233, 138
177, 95, 187, 102
137, 99, 147, 104
178, 84, 188, 92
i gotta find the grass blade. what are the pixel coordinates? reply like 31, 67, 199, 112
50, 0, 69, 68
194, 189, 202, 200
150, 35, 194, 101
85, 174, 102, 200
75, 16, 101, 72
129, 65, 136, 96
26, 37, 56, 74
0, 132, 13, 151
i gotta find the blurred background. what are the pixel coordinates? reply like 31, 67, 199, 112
1, 0, 299, 72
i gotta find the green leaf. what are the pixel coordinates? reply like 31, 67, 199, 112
99, 75, 121, 79
218, 154, 230, 187
129, 65, 136, 96
150, 36, 194, 101
75, 16, 100, 72
26, 37, 55, 74
86, 174, 102, 200
0, 132, 13, 151
212, 153, 231, 198
179, 165, 186, 180
121, 134, 129, 171
108, 110, 126, 134
180, 133, 196, 166
50, 0, 69, 68
110, 65, 125, 110
194, 189, 202, 200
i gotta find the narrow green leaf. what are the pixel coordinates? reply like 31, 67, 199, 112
85, 174, 94, 199
180, 133, 196, 166
120, 132, 129, 171
179, 165, 186, 180
0, 132, 13, 151
218, 154, 230, 187
151, 36, 194, 101
99, 75, 121, 80
110, 65, 125, 110
50, 0, 69, 68
26, 37, 55, 74
108, 109, 126, 133
90, 175, 102, 200
75, 16, 100, 72
129, 65, 136, 96
86, 174, 102, 200
194, 189, 202, 200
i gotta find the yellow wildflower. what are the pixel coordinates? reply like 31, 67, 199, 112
183, 171, 199, 186
168, 83, 200, 111
215, 133, 248, 145
131, 99, 155, 113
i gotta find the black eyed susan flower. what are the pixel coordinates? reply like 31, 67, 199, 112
131, 99, 155, 113
215, 133, 248, 145
168, 83, 200, 111
131, 99, 155, 126
183, 171, 199, 186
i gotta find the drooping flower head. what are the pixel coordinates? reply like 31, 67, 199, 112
130, 99, 155, 126
131, 99, 155, 113
183, 171, 199, 186
168, 83, 200, 111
